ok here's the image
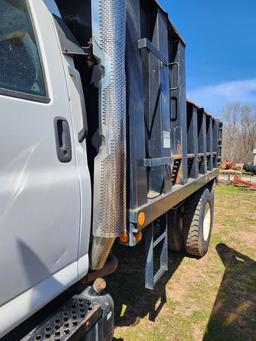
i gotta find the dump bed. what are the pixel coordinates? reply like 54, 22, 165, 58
126, 0, 222, 236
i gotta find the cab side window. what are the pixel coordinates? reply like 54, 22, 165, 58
0, 0, 46, 98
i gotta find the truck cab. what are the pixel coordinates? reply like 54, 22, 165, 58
0, 0, 91, 336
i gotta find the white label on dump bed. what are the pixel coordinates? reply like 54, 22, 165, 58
163, 131, 171, 149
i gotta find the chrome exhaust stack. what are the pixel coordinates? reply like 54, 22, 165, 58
91, 0, 127, 270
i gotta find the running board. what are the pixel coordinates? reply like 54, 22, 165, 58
22, 296, 102, 341
21, 283, 114, 341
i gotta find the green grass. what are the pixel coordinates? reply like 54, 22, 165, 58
109, 185, 256, 341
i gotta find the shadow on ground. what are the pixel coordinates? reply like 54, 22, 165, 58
107, 241, 185, 331
204, 243, 256, 341
110, 242, 256, 341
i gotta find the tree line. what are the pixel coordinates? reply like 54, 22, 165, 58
222, 103, 256, 163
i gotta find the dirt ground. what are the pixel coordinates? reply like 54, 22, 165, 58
108, 184, 256, 341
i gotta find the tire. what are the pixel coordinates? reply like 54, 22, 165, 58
168, 206, 184, 252
183, 188, 214, 257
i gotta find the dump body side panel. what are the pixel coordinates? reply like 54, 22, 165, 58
126, 0, 221, 236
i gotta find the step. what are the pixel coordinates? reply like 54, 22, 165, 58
22, 296, 102, 341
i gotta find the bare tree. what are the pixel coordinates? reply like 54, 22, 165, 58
222, 103, 256, 163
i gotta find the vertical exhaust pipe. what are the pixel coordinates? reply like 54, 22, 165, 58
91, 0, 127, 270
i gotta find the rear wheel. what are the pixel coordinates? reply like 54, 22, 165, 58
183, 188, 214, 257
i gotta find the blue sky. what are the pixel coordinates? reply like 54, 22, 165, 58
161, 0, 256, 115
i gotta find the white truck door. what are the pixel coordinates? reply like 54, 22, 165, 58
0, 0, 83, 332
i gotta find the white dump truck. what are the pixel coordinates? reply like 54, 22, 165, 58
0, 0, 222, 339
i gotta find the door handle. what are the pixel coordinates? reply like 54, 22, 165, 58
54, 117, 72, 163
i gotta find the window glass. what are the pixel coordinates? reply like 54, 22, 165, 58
0, 0, 46, 97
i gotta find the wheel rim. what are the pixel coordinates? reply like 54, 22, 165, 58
203, 202, 211, 241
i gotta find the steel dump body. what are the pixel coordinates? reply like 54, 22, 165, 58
125, 0, 222, 236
